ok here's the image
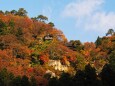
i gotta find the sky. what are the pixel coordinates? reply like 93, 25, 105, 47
0, 0, 115, 42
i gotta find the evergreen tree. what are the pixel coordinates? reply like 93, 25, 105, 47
109, 50, 115, 71
100, 64, 115, 86
95, 36, 102, 47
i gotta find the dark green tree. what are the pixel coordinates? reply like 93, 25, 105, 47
100, 64, 115, 86
16, 28, 23, 36
16, 27, 24, 42
59, 72, 72, 86
5, 11, 10, 15
11, 76, 22, 86
73, 70, 85, 86
69, 40, 83, 51
30, 76, 37, 86
106, 29, 114, 36
21, 75, 30, 86
0, 68, 14, 86
84, 64, 99, 86
48, 77, 59, 86
16, 8, 27, 16
48, 22, 55, 27
31, 17, 38, 21
10, 10, 17, 15
95, 36, 102, 47
37, 15, 48, 22
0, 10, 4, 14
0, 19, 7, 35
109, 50, 115, 71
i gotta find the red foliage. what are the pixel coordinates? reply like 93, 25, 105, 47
39, 54, 49, 63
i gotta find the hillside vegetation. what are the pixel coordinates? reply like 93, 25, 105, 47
0, 8, 115, 86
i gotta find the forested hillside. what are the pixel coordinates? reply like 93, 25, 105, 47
0, 8, 115, 86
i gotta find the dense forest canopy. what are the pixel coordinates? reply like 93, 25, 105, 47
0, 8, 115, 86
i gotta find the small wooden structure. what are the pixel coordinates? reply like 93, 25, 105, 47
66, 42, 73, 48
44, 34, 53, 40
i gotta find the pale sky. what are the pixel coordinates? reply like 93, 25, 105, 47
0, 0, 115, 42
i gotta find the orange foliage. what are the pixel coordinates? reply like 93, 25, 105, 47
39, 54, 49, 63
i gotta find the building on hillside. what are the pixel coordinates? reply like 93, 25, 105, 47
44, 34, 53, 41
48, 60, 69, 72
